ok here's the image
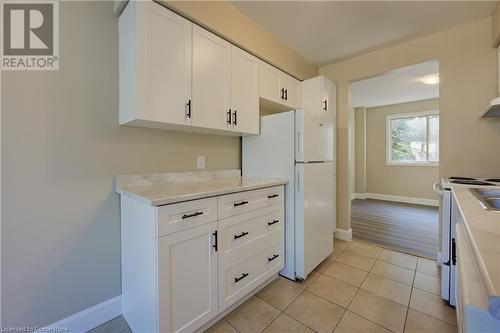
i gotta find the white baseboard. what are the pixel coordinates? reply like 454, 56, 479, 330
36, 296, 122, 333
351, 193, 366, 200
334, 228, 352, 241
351, 192, 438, 207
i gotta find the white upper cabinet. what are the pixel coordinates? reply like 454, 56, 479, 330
280, 72, 301, 109
231, 47, 259, 135
259, 61, 301, 109
120, 1, 192, 126
259, 62, 281, 103
322, 77, 337, 118
119, 2, 259, 136
301, 75, 337, 118
192, 25, 232, 131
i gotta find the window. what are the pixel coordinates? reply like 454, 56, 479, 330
386, 111, 439, 165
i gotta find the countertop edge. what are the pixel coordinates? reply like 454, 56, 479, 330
117, 180, 288, 206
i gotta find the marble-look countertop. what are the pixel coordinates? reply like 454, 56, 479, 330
115, 169, 288, 206
452, 185, 500, 317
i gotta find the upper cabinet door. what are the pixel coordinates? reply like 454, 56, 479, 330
323, 77, 337, 118
192, 25, 231, 131
231, 47, 259, 135
259, 61, 281, 104
134, 1, 192, 125
280, 73, 301, 109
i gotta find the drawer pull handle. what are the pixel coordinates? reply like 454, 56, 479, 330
268, 194, 279, 199
268, 220, 279, 226
234, 231, 249, 240
182, 211, 203, 219
234, 201, 249, 207
234, 273, 249, 283
268, 254, 279, 262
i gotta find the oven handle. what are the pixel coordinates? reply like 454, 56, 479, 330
433, 182, 443, 196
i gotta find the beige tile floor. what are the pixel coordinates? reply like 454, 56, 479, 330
206, 239, 457, 333
88, 239, 457, 333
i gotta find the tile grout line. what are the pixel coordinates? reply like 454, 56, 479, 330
335, 248, 405, 333
224, 319, 241, 333
352, 237, 436, 261
402, 263, 418, 333
257, 273, 322, 333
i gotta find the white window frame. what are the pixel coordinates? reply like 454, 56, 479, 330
386, 110, 439, 166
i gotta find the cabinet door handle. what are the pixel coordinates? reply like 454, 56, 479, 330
234, 273, 249, 283
323, 100, 327, 111
213, 231, 218, 252
268, 220, 279, 226
284, 89, 288, 100
268, 194, 279, 199
280, 88, 285, 99
233, 110, 237, 126
268, 254, 279, 262
182, 211, 203, 219
186, 99, 192, 118
452, 238, 456, 265
234, 231, 249, 239
234, 200, 249, 207
227, 109, 232, 125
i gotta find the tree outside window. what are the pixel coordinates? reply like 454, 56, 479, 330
387, 111, 439, 165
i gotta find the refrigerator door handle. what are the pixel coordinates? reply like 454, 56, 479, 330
297, 131, 301, 156
296, 170, 301, 193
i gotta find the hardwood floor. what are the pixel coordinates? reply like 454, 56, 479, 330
351, 199, 439, 259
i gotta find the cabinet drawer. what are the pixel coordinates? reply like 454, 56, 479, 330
219, 204, 283, 254
218, 186, 284, 219
219, 237, 283, 311
157, 197, 217, 237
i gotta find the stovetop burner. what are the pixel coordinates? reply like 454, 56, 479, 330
485, 178, 500, 182
449, 176, 477, 180
450, 179, 495, 186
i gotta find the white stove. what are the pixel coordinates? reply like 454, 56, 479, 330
442, 177, 500, 188
434, 177, 500, 307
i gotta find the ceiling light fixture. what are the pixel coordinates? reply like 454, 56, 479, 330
419, 74, 439, 85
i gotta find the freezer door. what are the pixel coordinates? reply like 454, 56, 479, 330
295, 162, 334, 278
295, 109, 334, 163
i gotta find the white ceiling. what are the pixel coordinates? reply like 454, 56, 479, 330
350, 61, 439, 108
232, 1, 496, 66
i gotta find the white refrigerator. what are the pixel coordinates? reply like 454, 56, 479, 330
242, 109, 336, 280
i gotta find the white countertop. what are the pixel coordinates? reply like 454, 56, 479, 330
115, 169, 288, 206
452, 185, 500, 316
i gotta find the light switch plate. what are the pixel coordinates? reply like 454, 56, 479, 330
197, 155, 205, 169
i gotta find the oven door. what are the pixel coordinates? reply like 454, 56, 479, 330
436, 183, 452, 302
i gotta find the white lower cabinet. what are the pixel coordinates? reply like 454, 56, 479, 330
158, 222, 218, 333
120, 185, 285, 333
218, 204, 284, 311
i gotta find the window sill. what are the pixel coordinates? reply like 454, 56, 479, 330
386, 162, 439, 167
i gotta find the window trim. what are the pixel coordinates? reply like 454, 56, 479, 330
386, 110, 439, 167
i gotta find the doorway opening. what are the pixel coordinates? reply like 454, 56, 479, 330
348, 61, 440, 258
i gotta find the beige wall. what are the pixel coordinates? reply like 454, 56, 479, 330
1, 2, 240, 327
363, 99, 439, 200
161, 1, 318, 80
493, 2, 500, 47
320, 17, 500, 232
354, 107, 366, 194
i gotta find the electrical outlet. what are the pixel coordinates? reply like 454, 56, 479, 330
197, 155, 205, 169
